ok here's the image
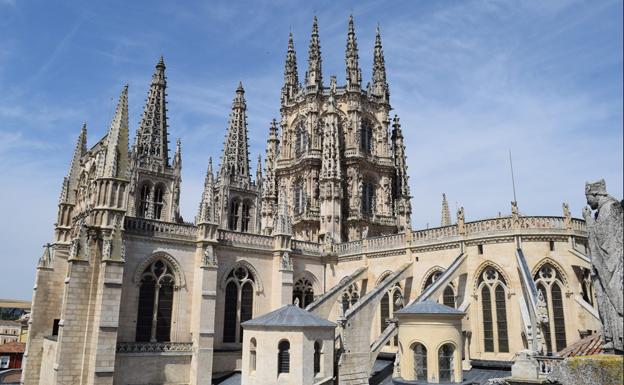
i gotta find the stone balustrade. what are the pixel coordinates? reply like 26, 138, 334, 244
291, 239, 322, 255
412, 225, 459, 241
124, 217, 196, 240
217, 229, 273, 250
116, 342, 193, 353
366, 233, 406, 252
535, 355, 563, 377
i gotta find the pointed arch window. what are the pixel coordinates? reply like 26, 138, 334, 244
223, 265, 256, 343
438, 343, 455, 382
228, 198, 240, 231
241, 200, 251, 232
412, 343, 427, 381
294, 122, 307, 157
278, 340, 290, 374
136, 258, 176, 342
360, 119, 373, 154
138, 183, 151, 218
443, 286, 456, 308
362, 181, 375, 215
534, 263, 567, 352
478, 267, 509, 353
293, 182, 304, 215
293, 277, 315, 308
154, 185, 164, 219
377, 280, 403, 345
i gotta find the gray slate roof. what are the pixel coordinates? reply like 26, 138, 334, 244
396, 300, 465, 316
241, 304, 336, 328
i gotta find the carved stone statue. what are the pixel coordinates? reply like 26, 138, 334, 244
583, 179, 623, 352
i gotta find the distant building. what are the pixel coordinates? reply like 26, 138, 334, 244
0, 341, 25, 369
0, 322, 20, 346
0, 300, 30, 322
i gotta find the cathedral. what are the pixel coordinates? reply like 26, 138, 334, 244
22, 16, 601, 385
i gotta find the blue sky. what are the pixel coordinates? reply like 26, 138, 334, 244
0, 0, 622, 300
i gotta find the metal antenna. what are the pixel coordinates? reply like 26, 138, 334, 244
509, 150, 517, 203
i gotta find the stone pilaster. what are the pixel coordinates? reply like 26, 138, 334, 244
272, 233, 294, 308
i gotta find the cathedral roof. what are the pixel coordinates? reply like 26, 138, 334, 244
396, 300, 465, 316
241, 304, 335, 329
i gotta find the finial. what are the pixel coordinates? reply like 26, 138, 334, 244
207, 156, 213, 175
237, 81, 244, 93
157, 55, 165, 69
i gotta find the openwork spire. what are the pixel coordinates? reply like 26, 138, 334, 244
172, 138, 182, 170
135, 56, 170, 169
219, 82, 250, 182
102, 85, 129, 178
263, 119, 279, 199
441, 193, 451, 227
372, 26, 389, 100
282, 32, 299, 104
60, 124, 87, 204
391, 115, 409, 197
345, 15, 361, 89
197, 157, 216, 224
305, 16, 322, 89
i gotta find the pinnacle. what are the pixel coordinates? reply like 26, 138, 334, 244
156, 55, 165, 69
237, 81, 244, 93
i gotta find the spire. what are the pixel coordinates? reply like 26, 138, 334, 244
172, 138, 182, 170
305, 16, 322, 90
372, 25, 389, 100
391, 115, 409, 196
60, 124, 87, 204
281, 32, 299, 104
263, 119, 279, 200
134, 57, 170, 169
273, 188, 292, 235
345, 15, 361, 89
256, 154, 263, 183
102, 85, 129, 178
219, 82, 250, 182
441, 193, 451, 227
197, 157, 216, 224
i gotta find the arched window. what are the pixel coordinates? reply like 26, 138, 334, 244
423, 270, 443, 290
249, 338, 257, 372
138, 183, 151, 218
293, 277, 315, 308
412, 343, 427, 381
438, 343, 455, 382
278, 340, 290, 374
228, 198, 240, 231
478, 266, 509, 353
534, 263, 567, 352
293, 182, 304, 215
360, 119, 373, 154
362, 181, 375, 215
341, 283, 359, 314
241, 201, 251, 232
223, 265, 256, 343
135, 258, 176, 342
294, 122, 307, 157
153, 185, 164, 219
314, 341, 322, 375
443, 286, 455, 308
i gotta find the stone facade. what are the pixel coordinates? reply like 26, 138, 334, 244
22, 16, 601, 385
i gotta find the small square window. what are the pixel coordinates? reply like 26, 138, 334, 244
478, 244, 484, 255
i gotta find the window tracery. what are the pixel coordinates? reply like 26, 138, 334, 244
223, 265, 256, 343
534, 263, 567, 352
478, 266, 509, 353
293, 277, 315, 308
136, 258, 176, 342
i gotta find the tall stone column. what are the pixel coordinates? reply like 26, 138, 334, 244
272, 233, 293, 308
190, 223, 219, 385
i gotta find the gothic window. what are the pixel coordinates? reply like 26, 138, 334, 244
380, 292, 390, 333
341, 283, 359, 313
228, 198, 240, 231
580, 268, 594, 306
294, 122, 307, 157
138, 183, 151, 218
241, 201, 251, 232
438, 343, 455, 382
249, 338, 257, 372
362, 181, 375, 215
293, 182, 304, 215
278, 340, 290, 374
293, 277, 315, 308
314, 341, 322, 375
534, 263, 567, 352
424, 270, 443, 290
360, 119, 373, 154
478, 266, 509, 353
135, 258, 176, 342
412, 343, 427, 381
153, 185, 164, 219
223, 265, 256, 343
443, 286, 455, 308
